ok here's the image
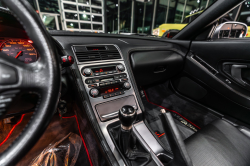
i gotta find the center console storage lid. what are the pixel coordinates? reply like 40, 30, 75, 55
96, 95, 137, 121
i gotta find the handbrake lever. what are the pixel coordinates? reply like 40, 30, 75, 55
159, 109, 193, 166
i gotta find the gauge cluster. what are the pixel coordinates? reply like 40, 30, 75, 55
0, 38, 38, 63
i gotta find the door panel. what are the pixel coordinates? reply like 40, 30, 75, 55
172, 39, 250, 124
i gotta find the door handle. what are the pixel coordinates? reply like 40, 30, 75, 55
231, 65, 248, 84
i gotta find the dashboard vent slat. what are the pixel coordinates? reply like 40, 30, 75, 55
74, 46, 121, 62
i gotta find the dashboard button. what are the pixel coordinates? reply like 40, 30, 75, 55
116, 64, 125, 72
123, 82, 131, 90
88, 84, 97, 88
115, 80, 120, 83
82, 68, 92, 76
93, 79, 100, 83
100, 72, 105, 75
99, 83, 105, 87
108, 71, 113, 74
85, 79, 93, 84
90, 88, 99, 97
103, 95, 109, 99
94, 73, 100, 76
0, 63, 17, 85
119, 75, 123, 78
114, 92, 119, 96
105, 82, 111, 86
113, 70, 117, 73
114, 75, 120, 79
121, 78, 128, 82
110, 93, 115, 97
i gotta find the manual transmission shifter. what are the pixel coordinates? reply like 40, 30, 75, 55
109, 105, 151, 165
118, 105, 137, 156
119, 105, 137, 130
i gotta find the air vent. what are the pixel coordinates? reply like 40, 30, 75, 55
73, 45, 122, 62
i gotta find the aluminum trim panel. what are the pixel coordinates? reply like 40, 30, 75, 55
71, 45, 142, 165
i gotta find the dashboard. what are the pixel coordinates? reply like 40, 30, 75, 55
0, 38, 38, 63
0, 7, 190, 166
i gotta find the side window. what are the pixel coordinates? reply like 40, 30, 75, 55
238, 2, 250, 26
232, 2, 250, 38
210, 4, 250, 39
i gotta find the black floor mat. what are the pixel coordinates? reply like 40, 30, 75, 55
142, 94, 195, 153
144, 81, 220, 129
141, 81, 220, 152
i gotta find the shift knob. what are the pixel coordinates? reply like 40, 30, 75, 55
119, 105, 137, 130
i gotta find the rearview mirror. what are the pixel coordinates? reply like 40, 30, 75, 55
212, 22, 248, 39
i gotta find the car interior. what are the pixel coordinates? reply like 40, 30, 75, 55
1, 0, 250, 166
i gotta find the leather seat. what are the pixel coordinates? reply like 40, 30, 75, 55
184, 119, 250, 166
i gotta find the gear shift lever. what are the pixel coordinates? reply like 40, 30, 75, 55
109, 105, 151, 165
118, 105, 137, 156
119, 105, 137, 130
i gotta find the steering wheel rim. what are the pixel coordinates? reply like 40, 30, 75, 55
0, 0, 61, 165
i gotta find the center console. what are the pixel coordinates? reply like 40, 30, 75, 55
79, 61, 138, 121
72, 44, 170, 166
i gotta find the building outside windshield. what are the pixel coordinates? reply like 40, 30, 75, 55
0, 0, 225, 37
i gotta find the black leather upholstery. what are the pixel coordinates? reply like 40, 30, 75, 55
160, 112, 193, 166
109, 125, 152, 166
185, 119, 250, 166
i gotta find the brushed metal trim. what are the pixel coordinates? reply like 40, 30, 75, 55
72, 46, 142, 165
101, 105, 137, 119
72, 44, 166, 165
133, 123, 165, 166
101, 111, 119, 118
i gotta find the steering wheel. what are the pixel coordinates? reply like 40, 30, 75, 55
0, 0, 61, 165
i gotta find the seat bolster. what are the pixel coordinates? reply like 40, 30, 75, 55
184, 119, 250, 166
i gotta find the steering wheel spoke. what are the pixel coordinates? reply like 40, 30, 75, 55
0, 52, 45, 118
0, 52, 45, 91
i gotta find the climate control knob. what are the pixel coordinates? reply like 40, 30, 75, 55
123, 82, 131, 90
90, 88, 99, 97
116, 64, 125, 72
83, 68, 92, 76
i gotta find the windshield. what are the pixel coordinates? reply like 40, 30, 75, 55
0, 0, 216, 37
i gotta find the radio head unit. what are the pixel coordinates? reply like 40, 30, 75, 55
92, 66, 116, 74
82, 63, 131, 100
82, 64, 125, 77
